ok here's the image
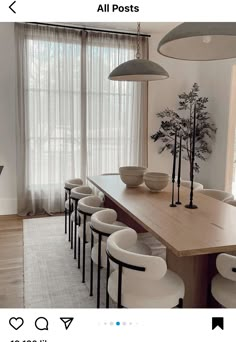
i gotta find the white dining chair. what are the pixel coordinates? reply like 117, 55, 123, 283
70, 186, 93, 258
64, 178, 83, 241
225, 199, 236, 206
211, 253, 236, 308
106, 228, 185, 308
78, 195, 105, 283
196, 189, 234, 202
90, 209, 151, 308
181, 180, 204, 191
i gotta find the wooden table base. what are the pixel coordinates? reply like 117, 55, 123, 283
167, 250, 218, 308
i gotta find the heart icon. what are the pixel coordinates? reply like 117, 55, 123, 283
9, 317, 24, 330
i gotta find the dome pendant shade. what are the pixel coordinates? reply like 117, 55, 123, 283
158, 22, 236, 61
108, 58, 169, 81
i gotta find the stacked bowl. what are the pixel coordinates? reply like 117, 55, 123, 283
119, 166, 146, 187
144, 172, 169, 192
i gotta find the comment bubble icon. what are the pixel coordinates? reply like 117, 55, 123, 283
35, 317, 49, 331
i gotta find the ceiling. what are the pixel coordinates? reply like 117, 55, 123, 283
69, 22, 180, 35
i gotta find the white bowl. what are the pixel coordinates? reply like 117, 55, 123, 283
119, 166, 146, 187
145, 172, 169, 180
144, 172, 169, 192
119, 166, 146, 175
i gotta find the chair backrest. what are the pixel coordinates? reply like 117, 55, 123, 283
181, 180, 204, 191
71, 186, 93, 200
196, 189, 234, 202
78, 195, 104, 215
65, 178, 83, 189
91, 209, 127, 235
107, 228, 167, 280
216, 253, 236, 281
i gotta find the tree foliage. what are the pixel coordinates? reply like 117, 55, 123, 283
151, 83, 217, 174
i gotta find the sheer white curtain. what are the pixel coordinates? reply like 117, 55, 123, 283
16, 24, 83, 214
16, 24, 148, 215
86, 32, 147, 176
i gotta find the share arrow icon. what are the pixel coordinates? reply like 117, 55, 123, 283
60, 317, 74, 330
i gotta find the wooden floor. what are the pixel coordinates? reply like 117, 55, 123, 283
0, 215, 24, 308
0, 213, 64, 308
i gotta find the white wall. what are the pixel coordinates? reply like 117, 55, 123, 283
198, 59, 236, 190
0, 23, 17, 214
148, 33, 200, 181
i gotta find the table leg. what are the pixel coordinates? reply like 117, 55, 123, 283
167, 249, 217, 308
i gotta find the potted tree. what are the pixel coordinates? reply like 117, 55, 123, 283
151, 83, 217, 177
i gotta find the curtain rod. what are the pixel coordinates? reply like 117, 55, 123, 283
26, 22, 151, 38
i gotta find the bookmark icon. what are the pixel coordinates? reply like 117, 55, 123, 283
212, 317, 224, 330
60, 317, 74, 330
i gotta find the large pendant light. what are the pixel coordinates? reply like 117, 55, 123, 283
109, 23, 169, 81
158, 22, 236, 61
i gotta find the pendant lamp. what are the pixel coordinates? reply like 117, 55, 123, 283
158, 22, 236, 61
109, 23, 169, 81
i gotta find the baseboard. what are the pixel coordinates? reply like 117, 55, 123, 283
0, 198, 17, 215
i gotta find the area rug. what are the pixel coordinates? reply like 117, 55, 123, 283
23, 216, 166, 308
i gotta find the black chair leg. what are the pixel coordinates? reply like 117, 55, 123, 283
71, 221, 73, 249
65, 190, 68, 234
82, 215, 86, 283
177, 298, 183, 308
106, 256, 110, 308
68, 214, 71, 242
90, 231, 94, 296
78, 237, 81, 269
73, 199, 78, 259
74, 224, 77, 259
65, 209, 67, 234
97, 234, 102, 308
68, 193, 72, 242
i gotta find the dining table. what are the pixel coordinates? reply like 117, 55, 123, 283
87, 174, 236, 308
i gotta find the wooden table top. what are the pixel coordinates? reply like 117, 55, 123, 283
88, 175, 236, 257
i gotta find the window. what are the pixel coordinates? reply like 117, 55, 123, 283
26, 37, 82, 188
16, 24, 148, 214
